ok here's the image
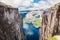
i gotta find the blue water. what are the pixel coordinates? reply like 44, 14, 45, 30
23, 23, 39, 40
21, 10, 40, 40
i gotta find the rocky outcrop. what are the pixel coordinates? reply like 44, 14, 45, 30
40, 2, 60, 40
0, 2, 24, 40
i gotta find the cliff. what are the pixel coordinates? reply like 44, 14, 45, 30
40, 2, 60, 40
0, 2, 25, 40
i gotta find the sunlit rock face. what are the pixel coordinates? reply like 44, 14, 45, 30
46, 2, 60, 35
40, 2, 60, 40
0, 2, 24, 40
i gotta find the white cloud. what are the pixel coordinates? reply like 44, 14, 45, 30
33, 3, 40, 8
0, 0, 34, 7
33, 1, 50, 9
0, 0, 60, 10
23, 23, 29, 29
19, 1, 50, 10
0, 0, 22, 7
26, 30, 34, 35
47, 0, 60, 5
22, 0, 32, 7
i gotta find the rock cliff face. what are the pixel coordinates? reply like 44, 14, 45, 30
40, 2, 60, 40
0, 2, 24, 40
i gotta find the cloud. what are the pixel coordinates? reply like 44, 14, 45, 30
19, 0, 50, 11
0, 0, 22, 7
0, 0, 60, 10
23, 23, 29, 29
26, 30, 34, 35
47, 0, 60, 5
33, 1, 50, 9
0, 0, 34, 7
21, 0, 33, 7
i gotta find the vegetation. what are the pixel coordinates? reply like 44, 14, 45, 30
32, 18, 42, 28
47, 36, 57, 40
23, 18, 42, 28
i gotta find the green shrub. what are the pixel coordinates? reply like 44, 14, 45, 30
48, 36, 57, 40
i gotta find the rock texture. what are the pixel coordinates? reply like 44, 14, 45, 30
0, 2, 24, 40
40, 2, 60, 40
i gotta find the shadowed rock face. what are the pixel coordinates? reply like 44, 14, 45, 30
0, 2, 24, 40
40, 2, 60, 40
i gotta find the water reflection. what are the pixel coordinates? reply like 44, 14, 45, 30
23, 23, 39, 40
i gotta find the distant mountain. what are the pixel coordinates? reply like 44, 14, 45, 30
19, 9, 44, 13
20, 9, 44, 18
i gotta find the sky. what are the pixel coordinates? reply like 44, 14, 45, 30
0, 0, 60, 11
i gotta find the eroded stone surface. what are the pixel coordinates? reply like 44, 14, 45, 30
0, 2, 24, 40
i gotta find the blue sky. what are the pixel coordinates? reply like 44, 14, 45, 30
0, 0, 60, 11
33, 0, 40, 3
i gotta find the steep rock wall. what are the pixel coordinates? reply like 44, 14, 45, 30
40, 2, 60, 40
0, 2, 25, 40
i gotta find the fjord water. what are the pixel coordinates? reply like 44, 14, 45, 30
23, 23, 39, 40
21, 10, 40, 40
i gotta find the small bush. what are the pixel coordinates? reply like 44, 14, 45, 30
48, 36, 57, 40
